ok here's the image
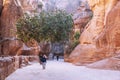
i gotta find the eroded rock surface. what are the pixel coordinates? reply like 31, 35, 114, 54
87, 55, 120, 70
0, 0, 43, 55
0, 0, 23, 55
73, 1, 92, 33
69, 0, 120, 70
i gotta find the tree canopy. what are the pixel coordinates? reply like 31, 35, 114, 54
16, 10, 73, 43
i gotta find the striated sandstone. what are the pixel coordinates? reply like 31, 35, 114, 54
80, 0, 105, 44
96, 1, 120, 55
69, 0, 120, 67
0, 0, 23, 55
1, 0, 23, 37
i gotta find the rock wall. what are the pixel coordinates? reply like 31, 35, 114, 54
96, 0, 120, 55
0, 0, 42, 56
0, 0, 3, 15
0, 0, 23, 55
73, 1, 92, 33
1, 0, 23, 38
0, 56, 20, 80
0, 0, 92, 56
68, 0, 120, 68
0, 56, 38, 80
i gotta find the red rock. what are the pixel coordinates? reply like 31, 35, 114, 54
87, 55, 120, 70
69, 0, 120, 70
0, 0, 23, 55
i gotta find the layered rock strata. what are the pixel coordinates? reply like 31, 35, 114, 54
68, 0, 120, 69
0, 0, 23, 55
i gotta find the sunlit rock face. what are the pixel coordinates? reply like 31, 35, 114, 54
96, 0, 120, 55
80, 0, 106, 44
69, 0, 120, 66
0, 0, 23, 55
73, 2, 92, 33
0, 0, 43, 38
1, 0, 87, 56
0, 0, 43, 55
1, 0, 22, 38
80, 0, 117, 44
93, 1, 120, 69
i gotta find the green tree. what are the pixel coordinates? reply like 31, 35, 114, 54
16, 10, 73, 43
72, 31, 80, 49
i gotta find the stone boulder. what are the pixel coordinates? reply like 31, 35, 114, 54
87, 55, 120, 70
67, 44, 96, 65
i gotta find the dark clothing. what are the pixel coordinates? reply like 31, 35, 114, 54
39, 55, 47, 62
40, 56, 46, 62
56, 56, 59, 61
39, 55, 47, 69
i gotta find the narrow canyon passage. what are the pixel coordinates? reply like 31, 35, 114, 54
6, 60, 120, 80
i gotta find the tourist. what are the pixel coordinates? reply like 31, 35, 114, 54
56, 55, 59, 61
39, 53, 47, 69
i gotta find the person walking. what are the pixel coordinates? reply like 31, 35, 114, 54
39, 53, 47, 69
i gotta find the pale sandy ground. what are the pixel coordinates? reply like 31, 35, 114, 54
6, 59, 120, 80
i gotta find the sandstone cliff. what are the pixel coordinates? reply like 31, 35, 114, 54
0, 0, 23, 55
69, 0, 120, 70
0, 0, 91, 56
0, 0, 42, 55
